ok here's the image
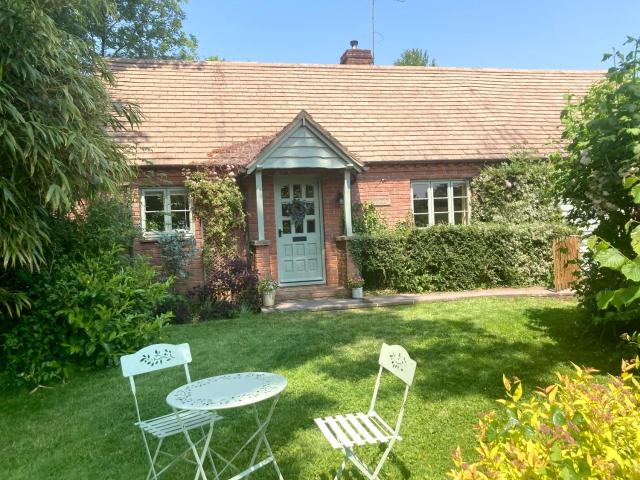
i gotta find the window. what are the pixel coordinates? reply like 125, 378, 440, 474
411, 180, 470, 226
140, 188, 192, 236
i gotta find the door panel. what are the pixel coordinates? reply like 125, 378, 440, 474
275, 176, 324, 284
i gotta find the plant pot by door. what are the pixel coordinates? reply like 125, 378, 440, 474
352, 287, 363, 299
263, 291, 276, 307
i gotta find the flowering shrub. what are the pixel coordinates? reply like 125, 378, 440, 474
258, 279, 279, 294
184, 166, 244, 266
450, 364, 640, 479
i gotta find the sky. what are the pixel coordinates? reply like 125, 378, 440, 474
183, 0, 640, 70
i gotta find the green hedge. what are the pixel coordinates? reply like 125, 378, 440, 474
349, 223, 575, 292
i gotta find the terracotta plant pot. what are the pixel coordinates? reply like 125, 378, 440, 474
262, 291, 276, 307
352, 287, 363, 299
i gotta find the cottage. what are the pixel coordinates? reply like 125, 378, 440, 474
107, 43, 601, 299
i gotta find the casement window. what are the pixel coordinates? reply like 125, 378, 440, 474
411, 180, 471, 227
140, 187, 193, 236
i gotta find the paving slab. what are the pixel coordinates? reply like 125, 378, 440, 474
262, 287, 574, 313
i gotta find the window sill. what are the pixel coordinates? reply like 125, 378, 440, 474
139, 232, 195, 243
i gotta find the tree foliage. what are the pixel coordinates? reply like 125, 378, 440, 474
394, 48, 436, 66
89, 0, 198, 59
0, 0, 140, 316
587, 175, 640, 325
556, 36, 640, 327
472, 148, 562, 224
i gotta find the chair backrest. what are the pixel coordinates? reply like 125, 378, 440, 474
369, 343, 417, 434
378, 343, 417, 386
121, 343, 193, 423
121, 343, 192, 378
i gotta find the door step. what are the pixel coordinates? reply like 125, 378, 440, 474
277, 285, 348, 301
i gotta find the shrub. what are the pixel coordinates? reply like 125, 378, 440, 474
350, 223, 574, 292
188, 256, 259, 319
449, 365, 640, 479
157, 229, 196, 279
555, 37, 640, 329
2, 248, 172, 385
472, 148, 562, 224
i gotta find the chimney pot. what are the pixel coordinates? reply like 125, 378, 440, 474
350, 40, 358, 49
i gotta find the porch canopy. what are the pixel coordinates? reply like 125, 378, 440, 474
243, 111, 364, 240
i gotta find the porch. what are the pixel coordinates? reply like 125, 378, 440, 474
241, 111, 363, 297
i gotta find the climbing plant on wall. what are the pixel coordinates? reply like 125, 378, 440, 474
183, 166, 245, 267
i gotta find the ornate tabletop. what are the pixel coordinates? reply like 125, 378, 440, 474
166, 372, 287, 411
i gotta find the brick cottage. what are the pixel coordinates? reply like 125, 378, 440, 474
107, 42, 601, 299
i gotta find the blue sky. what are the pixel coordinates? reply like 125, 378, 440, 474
183, 0, 640, 70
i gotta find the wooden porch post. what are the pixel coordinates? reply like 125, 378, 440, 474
343, 168, 353, 237
256, 169, 265, 241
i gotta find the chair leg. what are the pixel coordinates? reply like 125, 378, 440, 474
371, 440, 396, 480
334, 452, 347, 480
139, 429, 159, 480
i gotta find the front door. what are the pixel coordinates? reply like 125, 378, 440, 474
275, 176, 324, 284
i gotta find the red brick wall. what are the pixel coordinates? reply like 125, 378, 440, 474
131, 169, 205, 291
352, 162, 485, 226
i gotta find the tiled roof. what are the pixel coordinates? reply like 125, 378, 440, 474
107, 59, 603, 166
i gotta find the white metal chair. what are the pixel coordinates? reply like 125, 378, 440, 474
121, 343, 223, 479
314, 343, 417, 480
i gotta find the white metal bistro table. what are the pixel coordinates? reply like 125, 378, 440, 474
166, 372, 287, 480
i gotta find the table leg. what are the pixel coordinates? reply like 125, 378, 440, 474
173, 409, 216, 480
250, 397, 283, 480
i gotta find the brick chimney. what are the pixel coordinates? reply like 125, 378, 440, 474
340, 40, 373, 65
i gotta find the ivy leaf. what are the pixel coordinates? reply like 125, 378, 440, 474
594, 246, 628, 270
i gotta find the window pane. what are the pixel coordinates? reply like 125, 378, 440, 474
281, 203, 291, 217
433, 182, 448, 197
282, 220, 291, 234
434, 198, 449, 213
305, 185, 314, 198
454, 211, 469, 225
412, 183, 428, 199
434, 212, 449, 224
280, 185, 290, 199
305, 201, 315, 215
452, 182, 467, 197
294, 221, 303, 233
144, 192, 164, 211
170, 193, 187, 210
293, 184, 302, 198
145, 212, 165, 231
307, 219, 315, 233
454, 197, 468, 211
413, 199, 429, 214
414, 214, 429, 227
170, 211, 190, 230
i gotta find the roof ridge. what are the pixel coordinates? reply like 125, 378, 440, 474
105, 58, 605, 74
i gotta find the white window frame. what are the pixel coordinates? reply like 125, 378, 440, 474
410, 180, 471, 227
140, 187, 194, 238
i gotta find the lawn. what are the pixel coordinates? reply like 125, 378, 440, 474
0, 297, 621, 479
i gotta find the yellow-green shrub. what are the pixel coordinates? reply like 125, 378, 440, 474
449, 364, 640, 479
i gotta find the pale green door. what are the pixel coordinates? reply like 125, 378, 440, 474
275, 176, 324, 284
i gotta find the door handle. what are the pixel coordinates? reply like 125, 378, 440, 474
278, 229, 282, 238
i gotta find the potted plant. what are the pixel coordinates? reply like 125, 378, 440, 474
347, 275, 365, 299
258, 279, 279, 307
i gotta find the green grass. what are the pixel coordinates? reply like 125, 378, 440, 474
0, 297, 621, 479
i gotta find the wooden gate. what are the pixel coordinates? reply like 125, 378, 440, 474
552, 235, 580, 291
